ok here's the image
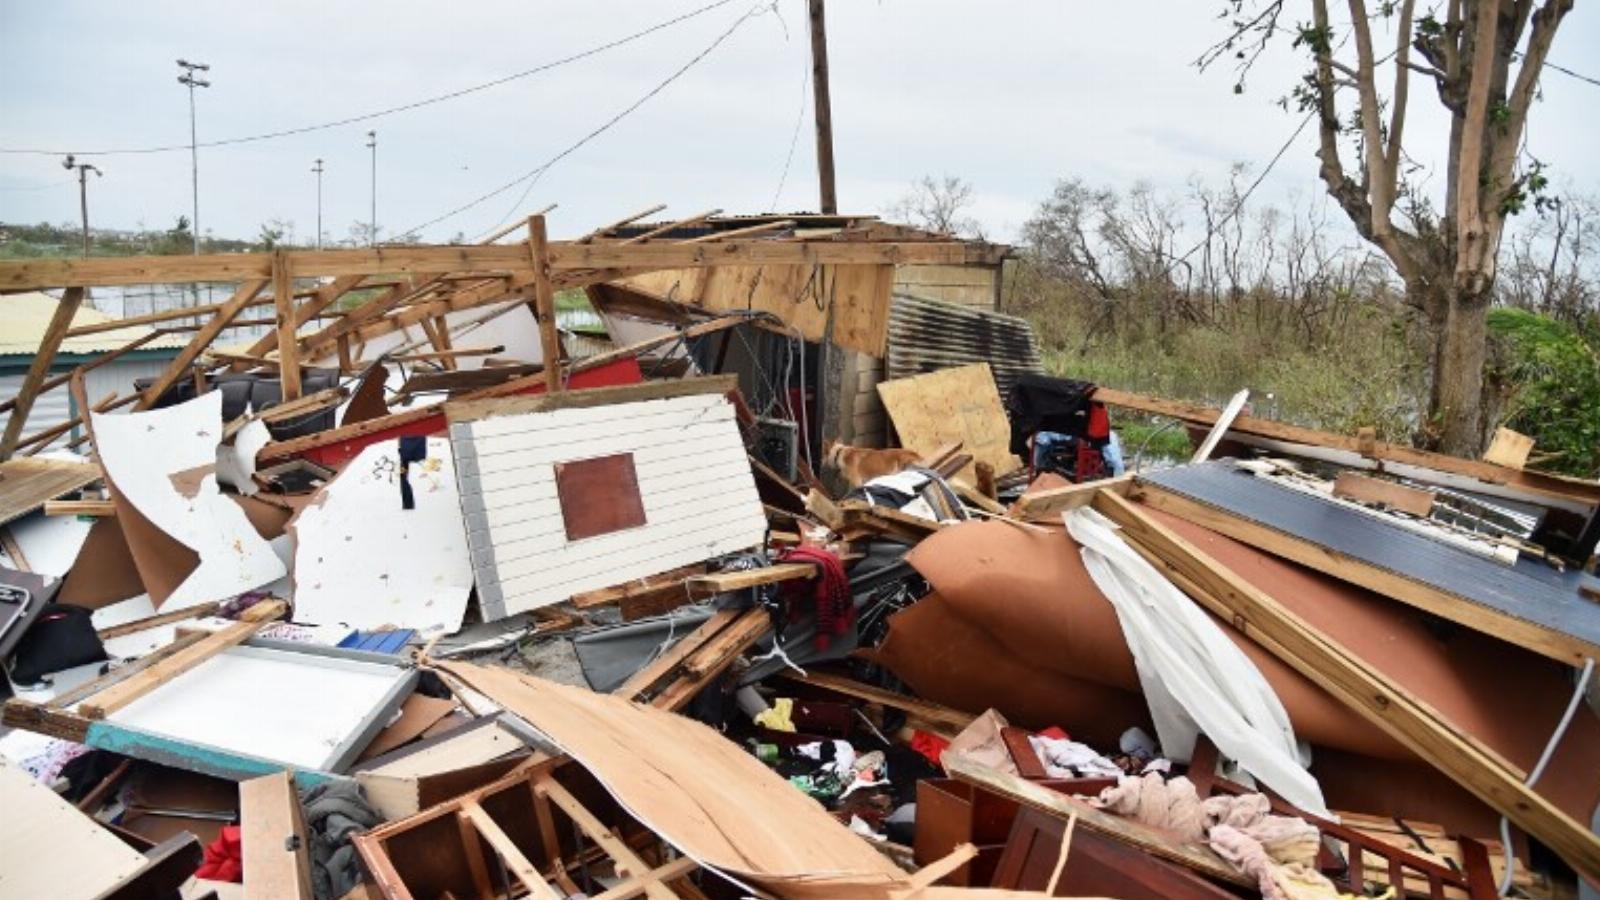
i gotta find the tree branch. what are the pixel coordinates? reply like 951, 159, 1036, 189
1346, 0, 1394, 233
1386, 0, 1416, 202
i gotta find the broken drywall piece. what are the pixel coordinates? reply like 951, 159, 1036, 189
92, 393, 286, 610
289, 436, 473, 636
215, 419, 271, 497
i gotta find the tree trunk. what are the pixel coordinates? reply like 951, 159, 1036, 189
1433, 288, 1491, 456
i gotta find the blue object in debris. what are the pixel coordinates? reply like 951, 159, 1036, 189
337, 629, 417, 655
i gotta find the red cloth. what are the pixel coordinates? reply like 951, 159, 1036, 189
777, 546, 853, 651
195, 825, 243, 882
909, 729, 951, 767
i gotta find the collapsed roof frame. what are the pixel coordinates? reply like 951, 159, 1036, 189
0, 211, 1006, 461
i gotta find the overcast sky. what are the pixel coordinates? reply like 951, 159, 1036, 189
2, 1, 1596, 247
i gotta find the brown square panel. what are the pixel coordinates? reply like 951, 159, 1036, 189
554, 453, 647, 541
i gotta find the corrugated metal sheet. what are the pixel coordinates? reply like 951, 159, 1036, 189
0, 357, 173, 451
0, 292, 189, 355
884, 292, 1043, 398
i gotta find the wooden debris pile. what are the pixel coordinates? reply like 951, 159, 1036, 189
0, 214, 1597, 899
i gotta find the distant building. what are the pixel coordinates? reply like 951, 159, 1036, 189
0, 292, 187, 451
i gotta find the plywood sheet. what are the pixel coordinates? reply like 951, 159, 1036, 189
290, 436, 473, 636
451, 391, 766, 618
619, 263, 893, 356
93, 393, 285, 610
435, 661, 909, 897
0, 756, 147, 898
106, 645, 413, 772
0, 456, 100, 528
876, 362, 1021, 478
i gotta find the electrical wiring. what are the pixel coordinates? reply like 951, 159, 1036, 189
454, 1, 774, 241
0, 0, 739, 158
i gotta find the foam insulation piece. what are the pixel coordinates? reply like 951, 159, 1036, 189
290, 436, 472, 636
92, 393, 285, 610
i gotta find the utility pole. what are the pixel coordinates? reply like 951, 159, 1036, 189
311, 158, 325, 250
61, 155, 103, 258
176, 59, 211, 254
365, 130, 378, 246
807, 0, 837, 214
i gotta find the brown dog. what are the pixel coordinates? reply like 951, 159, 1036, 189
824, 439, 923, 488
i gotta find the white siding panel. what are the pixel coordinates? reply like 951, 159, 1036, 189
452, 391, 765, 618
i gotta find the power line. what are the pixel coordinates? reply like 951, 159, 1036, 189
0, 0, 739, 158
432, 2, 772, 241
768, 56, 810, 211
1546, 60, 1600, 89
1162, 110, 1315, 277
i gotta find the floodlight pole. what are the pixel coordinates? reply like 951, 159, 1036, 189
366, 131, 378, 246
177, 59, 211, 254
311, 158, 325, 250
62, 155, 103, 258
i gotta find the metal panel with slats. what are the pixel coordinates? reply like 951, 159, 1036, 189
884, 293, 1043, 400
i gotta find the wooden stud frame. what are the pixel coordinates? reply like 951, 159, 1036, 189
353, 758, 706, 900
0, 212, 1002, 452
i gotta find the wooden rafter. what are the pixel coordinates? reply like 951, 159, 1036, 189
0, 235, 1003, 292
136, 279, 267, 410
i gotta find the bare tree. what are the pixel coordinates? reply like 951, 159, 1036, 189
888, 175, 984, 238
1204, 0, 1575, 454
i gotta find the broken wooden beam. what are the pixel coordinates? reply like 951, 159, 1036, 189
683, 562, 816, 601
0, 287, 83, 460
79, 600, 287, 720
42, 499, 114, 518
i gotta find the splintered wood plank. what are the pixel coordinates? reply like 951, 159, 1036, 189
1012, 474, 1132, 522
0, 286, 83, 460
571, 562, 707, 609
683, 562, 816, 600
240, 770, 314, 899
78, 602, 285, 719
613, 608, 741, 700
649, 608, 771, 711
876, 362, 1021, 481
459, 801, 561, 900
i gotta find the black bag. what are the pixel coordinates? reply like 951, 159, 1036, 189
6, 603, 108, 686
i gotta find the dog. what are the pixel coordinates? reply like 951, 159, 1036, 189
823, 439, 923, 488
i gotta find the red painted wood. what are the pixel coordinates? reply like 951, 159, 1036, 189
301, 358, 643, 468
